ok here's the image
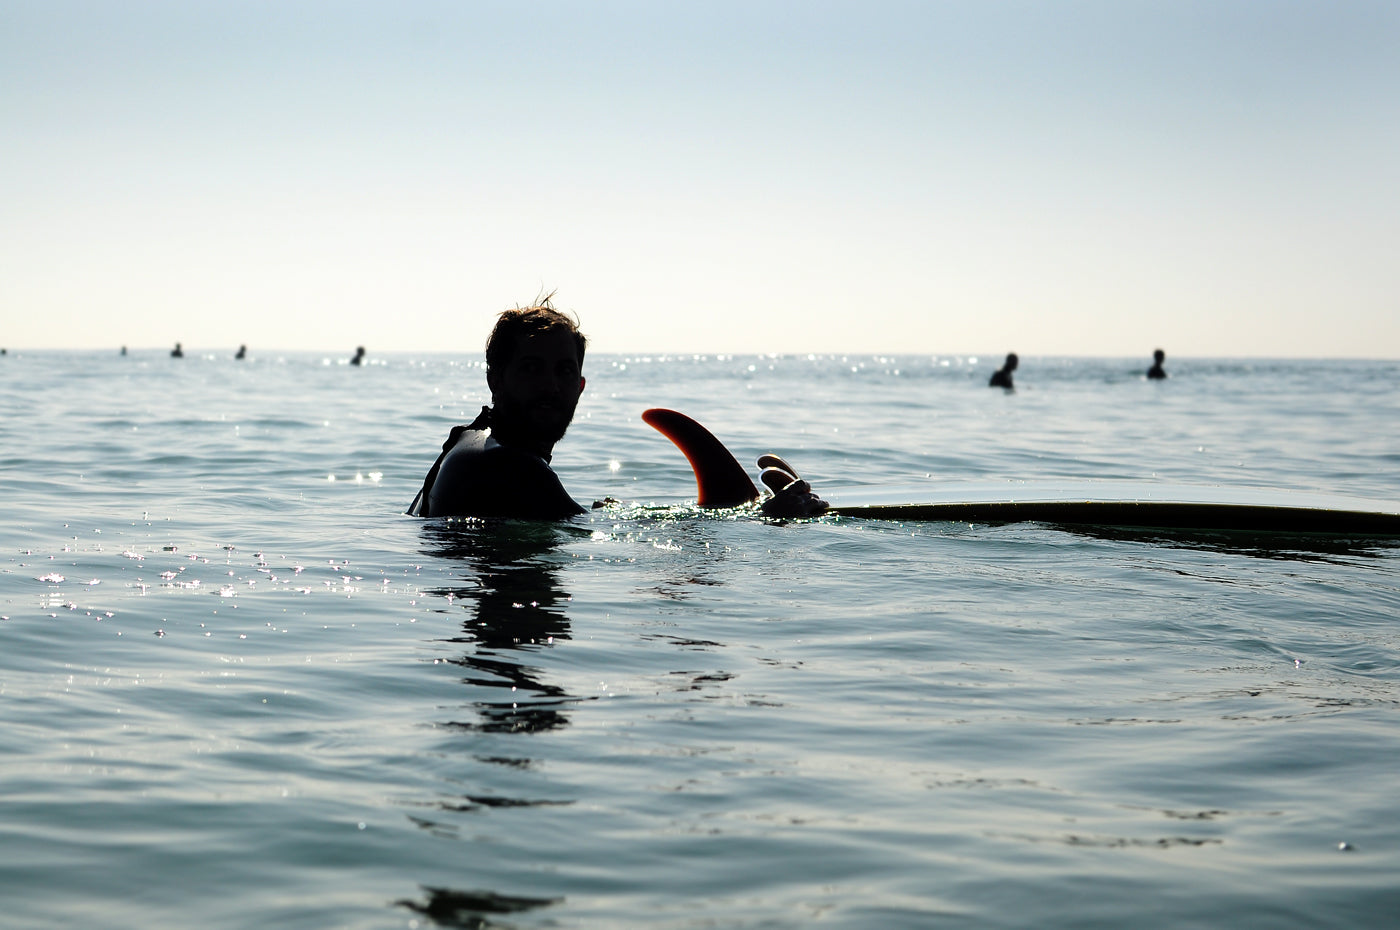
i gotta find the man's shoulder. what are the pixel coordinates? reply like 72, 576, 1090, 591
428, 430, 582, 519
440, 431, 550, 474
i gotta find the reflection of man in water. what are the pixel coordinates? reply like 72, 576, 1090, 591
1147, 348, 1167, 379
410, 299, 588, 519
402, 521, 573, 920
421, 521, 574, 733
989, 352, 1017, 389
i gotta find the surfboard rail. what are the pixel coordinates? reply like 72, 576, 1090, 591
826, 482, 1400, 535
829, 499, 1400, 535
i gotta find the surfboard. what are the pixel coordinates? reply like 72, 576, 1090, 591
642, 407, 1400, 536
823, 481, 1400, 535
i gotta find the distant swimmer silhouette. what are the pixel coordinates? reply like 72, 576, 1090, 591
351, 346, 365, 366
171, 342, 184, 358
1147, 348, 1167, 379
989, 353, 1017, 389
120, 346, 128, 356
235, 344, 247, 360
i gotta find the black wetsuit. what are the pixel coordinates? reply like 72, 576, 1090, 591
409, 407, 585, 519
989, 369, 1014, 389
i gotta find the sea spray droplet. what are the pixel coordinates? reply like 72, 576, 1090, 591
36, 573, 65, 583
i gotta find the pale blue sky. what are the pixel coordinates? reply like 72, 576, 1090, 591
3, 1, 1397, 356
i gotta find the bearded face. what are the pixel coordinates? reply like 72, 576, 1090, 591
487, 329, 585, 453
491, 380, 579, 447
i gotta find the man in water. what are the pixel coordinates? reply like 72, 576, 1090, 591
410, 299, 825, 520
989, 352, 1017, 389
1147, 348, 1167, 379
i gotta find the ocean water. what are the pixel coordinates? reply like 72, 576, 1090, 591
2, 349, 1398, 929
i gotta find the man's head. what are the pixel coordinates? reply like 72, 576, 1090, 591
484, 299, 588, 453
485, 299, 588, 375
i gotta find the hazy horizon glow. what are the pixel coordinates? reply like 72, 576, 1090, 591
4, 1, 1398, 357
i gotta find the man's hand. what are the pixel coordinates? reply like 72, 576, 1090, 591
756, 454, 829, 518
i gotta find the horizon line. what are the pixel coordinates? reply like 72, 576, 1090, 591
3, 346, 1398, 363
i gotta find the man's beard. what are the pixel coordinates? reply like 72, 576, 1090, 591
491, 391, 578, 449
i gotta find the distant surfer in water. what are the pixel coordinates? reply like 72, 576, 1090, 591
1147, 348, 1167, 379
410, 297, 825, 520
171, 342, 184, 358
989, 352, 1017, 389
236, 344, 247, 360
351, 346, 366, 366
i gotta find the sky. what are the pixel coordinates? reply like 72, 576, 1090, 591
3, 0, 1398, 357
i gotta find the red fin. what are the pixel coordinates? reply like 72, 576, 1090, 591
642, 408, 759, 508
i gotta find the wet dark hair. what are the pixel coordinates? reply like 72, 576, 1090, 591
484, 294, 587, 374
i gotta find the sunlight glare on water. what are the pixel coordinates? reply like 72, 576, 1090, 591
0, 350, 1398, 928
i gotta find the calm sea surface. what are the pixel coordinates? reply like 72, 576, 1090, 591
2, 350, 1398, 929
